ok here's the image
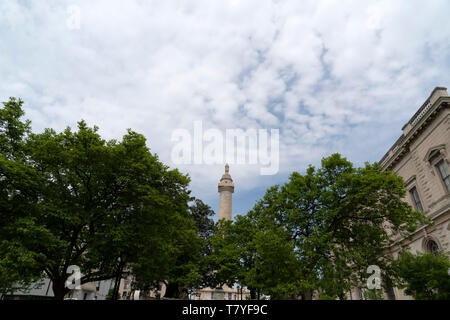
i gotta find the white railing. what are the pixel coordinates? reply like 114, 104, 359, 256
411, 100, 432, 127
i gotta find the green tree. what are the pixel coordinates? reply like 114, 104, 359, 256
210, 154, 428, 299
395, 251, 450, 300
0, 97, 30, 158
189, 198, 216, 290
0, 98, 197, 300
206, 218, 246, 291
156, 198, 216, 299
190, 198, 215, 240
0, 97, 42, 294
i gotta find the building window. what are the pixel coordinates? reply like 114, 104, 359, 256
426, 239, 440, 255
211, 292, 214, 300
228, 293, 232, 300
409, 187, 423, 213
436, 160, 450, 192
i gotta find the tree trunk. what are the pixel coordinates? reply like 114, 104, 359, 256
52, 279, 67, 300
249, 287, 256, 299
164, 282, 180, 299
303, 290, 313, 300
112, 261, 125, 300
180, 283, 189, 299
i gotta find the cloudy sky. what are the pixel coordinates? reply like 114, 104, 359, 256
1, 0, 449, 218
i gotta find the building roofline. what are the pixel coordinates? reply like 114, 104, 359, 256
379, 87, 449, 170
401, 87, 447, 130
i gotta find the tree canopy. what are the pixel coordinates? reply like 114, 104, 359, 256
0, 98, 437, 301
0, 97, 201, 299
208, 154, 428, 299
394, 251, 450, 300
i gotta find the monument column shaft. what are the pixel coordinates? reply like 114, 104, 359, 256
218, 164, 234, 221
218, 188, 233, 221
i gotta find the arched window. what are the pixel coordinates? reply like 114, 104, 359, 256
425, 238, 440, 255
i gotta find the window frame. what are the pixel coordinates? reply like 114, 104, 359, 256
435, 159, 450, 193
423, 237, 441, 255
409, 186, 424, 213
425, 146, 449, 194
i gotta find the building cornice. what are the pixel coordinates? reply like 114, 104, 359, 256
379, 95, 449, 171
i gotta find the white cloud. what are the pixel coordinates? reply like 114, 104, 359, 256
1, 0, 449, 213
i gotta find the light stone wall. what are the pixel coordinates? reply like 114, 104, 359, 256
376, 88, 450, 300
394, 109, 450, 214
218, 188, 233, 221
218, 164, 234, 221
193, 285, 250, 300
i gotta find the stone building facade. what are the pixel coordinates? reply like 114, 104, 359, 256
377, 86, 450, 299
193, 286, 250, 300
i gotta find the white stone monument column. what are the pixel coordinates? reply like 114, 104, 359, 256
218, 164, 234, 221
